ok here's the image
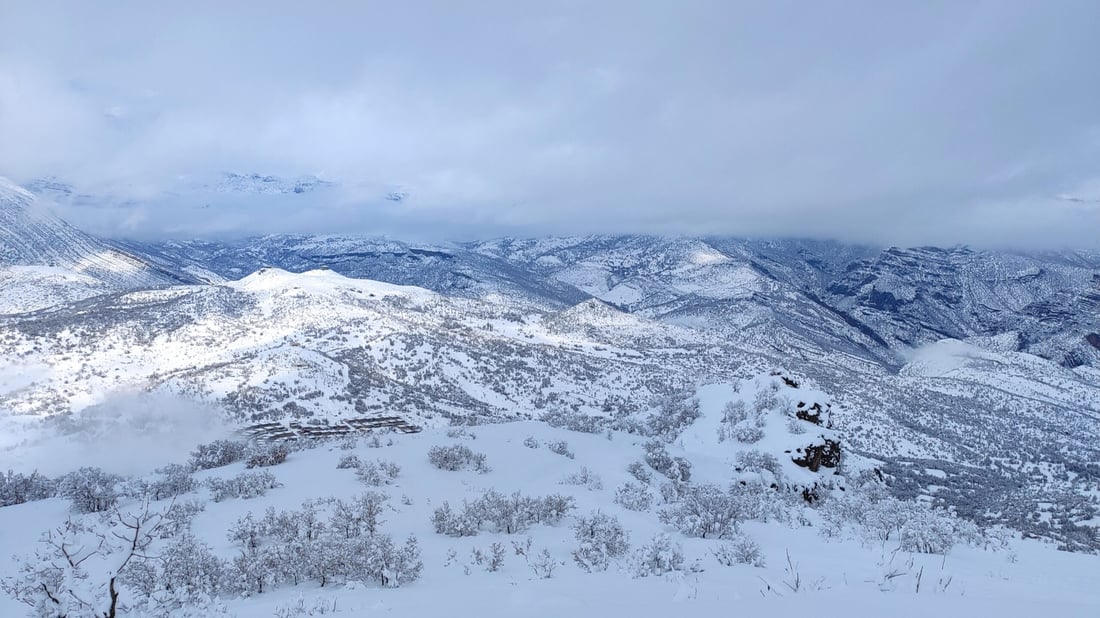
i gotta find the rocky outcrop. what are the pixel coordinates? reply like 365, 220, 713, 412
791, 437, 841, 473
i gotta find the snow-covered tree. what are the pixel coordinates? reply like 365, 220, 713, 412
148, 464, 197, 501
336, 454, 362, 469
0, 470, 56, 507
58, 467, 123, 513
158, 499, 206, 539
626, 461, 652, 484
3, 500, 166, 616
126, 532, 225, 614
431, 490, 574, 537
329, 492, 388, 539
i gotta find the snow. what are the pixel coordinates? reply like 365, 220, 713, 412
0, 265, 108, 314
2, 187, 1100, 615
1, 407, 1098, 617
228, 267, 426, 300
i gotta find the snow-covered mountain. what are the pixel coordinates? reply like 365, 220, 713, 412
2, 176, 1100, 616
1, 263, 1097, 550
115, 235, 590, 308
471, 236, 1100, 368
0, 177, 208, 313
133, 233, 1100, 369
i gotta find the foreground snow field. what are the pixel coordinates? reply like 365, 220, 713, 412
0, 378, 1096, 617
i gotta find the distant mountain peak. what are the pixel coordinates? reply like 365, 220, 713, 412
216, 172, 337, 195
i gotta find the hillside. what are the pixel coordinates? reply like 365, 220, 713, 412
1, 375, 1097, 617
0, 178, 207, 313
0, 178, 1098, 615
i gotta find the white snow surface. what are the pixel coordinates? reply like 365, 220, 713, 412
0, 382, 1097, 617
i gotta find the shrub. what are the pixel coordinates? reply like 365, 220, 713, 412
337, 454, 362, 469
631, 533, 684, 578
753, 388, 779, 413
329, 492, 389, 538
151, 532, 225, 603
572, 512, 630, 572
428, 444, 490, 473
223, 505, 422, 591
523, 436, 540, 449
529, 548, 559, 579
614, 482, 654, 511
471, 542, 507, 572
658, 484, 744, 539
560, 467, 603, 491
542, 410, 606, 434
713, 533, 765, 567
356, 460, 401, 486
0, 470, 56, 507
786, 416, 807, 435
731, 421, 764, 444
645, 394, 701, 441
158, 499, 207, 538
822, 488, 977, 555
431, 490, 575, 537
149, 464, 197, 501
734, 450, 783, 481
206, 471, 281, 502
246, 442, 290, 468
643, 441, 691, 482
627, 461, 653, 484
659, 479, 691, 504
189, 440, 248, 471
58, 467, 122, 513
5, 470, 56, 504
717, 400, 749, 442
546, 440, 574, 459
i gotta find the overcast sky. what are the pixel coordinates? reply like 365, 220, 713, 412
2, 1, 1099, 247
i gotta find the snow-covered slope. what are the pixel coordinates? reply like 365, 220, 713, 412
1, 265, 1097, 551
1, 178, 1099, 580
0, 177, 205, 312
0, 266, 109, 315
0, 377, 1096, 618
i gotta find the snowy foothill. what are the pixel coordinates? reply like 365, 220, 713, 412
0, 375, 1097, 617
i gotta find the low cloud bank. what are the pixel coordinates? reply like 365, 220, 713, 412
0, 391, 233, 476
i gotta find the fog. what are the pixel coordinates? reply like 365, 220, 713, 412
0, 391, 232, 476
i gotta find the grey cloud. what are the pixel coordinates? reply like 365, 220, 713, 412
1, 1, 1099, 247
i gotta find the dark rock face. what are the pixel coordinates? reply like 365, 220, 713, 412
792, 438, 842, 473
1087, 333, 1100, 352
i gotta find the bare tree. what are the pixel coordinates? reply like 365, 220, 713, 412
3, 498, 166, 617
